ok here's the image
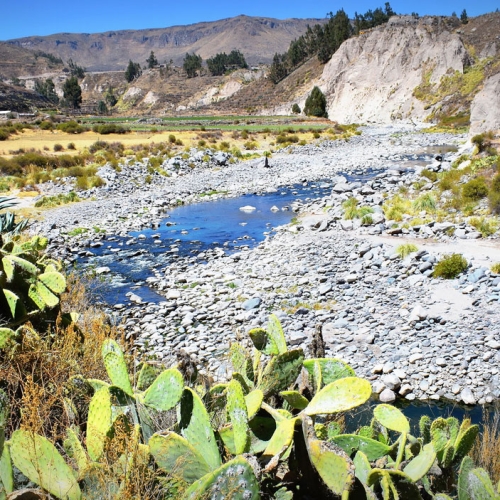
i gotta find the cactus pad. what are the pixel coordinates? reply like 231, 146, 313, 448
374, 404, 410, 434
136, 363, 161, 391
87, 386, 113, 461
11, 430, 81, 500
102, 339, 133, 396
226, 379, 249, 455
303, 358, 356, 386
305, 377, 372, 416
403, 443, 436, 482
266, 314, 288, 354
0, 445, 13, 496
149, 432, 211, 483
249, 327, 279, 355
454, 423, 479, 463
258, 349, 304, 397
279, 390, 309, 410
143, 368, 183, 411
431, 417, 449, 453
245, 389, 263, 420
353, 451, 372, 484
183, 455, 259, 500
419, 415, 431, 444
178, 388, 221, 471
330, 435, 392, 461
0, 328, 16, 349
262, 417, 297, 461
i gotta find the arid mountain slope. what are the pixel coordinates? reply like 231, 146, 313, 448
0, 42, 64, 79
6, 15, 323, 71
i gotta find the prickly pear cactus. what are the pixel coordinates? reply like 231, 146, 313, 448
183, 456, 259, 500
279, 390, 309, 410
226, 379, 249, 455
374, 404, 410, 434
419, 415, 431, 444
178, 388, 221, 471
0, 444, 13, 497
142, 368, 183, 411
102, 339, 133, 396
403, 443, 436, 482
305, 377, 372, 416
330, 435, 391, 461
257, 349, 304, 397
10, 430, 81, 500
303, 358, 355, 388
136, 363, 161, 391
0, 390, 7, 457
87, 386, 113, 461
244, 389, 263, 420
150, 431, 211, 484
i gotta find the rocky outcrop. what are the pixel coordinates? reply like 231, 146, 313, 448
320, 16, 468, 124
470, 73, 500, 135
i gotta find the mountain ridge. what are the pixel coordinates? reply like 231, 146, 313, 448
5, 15, 325, 72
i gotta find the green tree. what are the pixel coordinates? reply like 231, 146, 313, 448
34, 78, 59, 104
183, 53, 203, 78
125, 60, 142, 82
146, 51, 158, 69
104, 86, 117, 107
304, 86, 327, 118
97, 100, 108, 114
460, 9, 468, 24
67, 58, 85, 79
62, 76, 82, 109
292, 103, 301, 114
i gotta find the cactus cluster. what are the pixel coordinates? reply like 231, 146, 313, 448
0, 235, 66, 330
0, 314, 492, 500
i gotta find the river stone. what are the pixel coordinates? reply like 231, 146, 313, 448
166, 289, 181, 300
95, 266, 111, 274
382, 374, 401, 390
243, 297, 262, 310
461, 387, 476, 405
379, 388, 396, 403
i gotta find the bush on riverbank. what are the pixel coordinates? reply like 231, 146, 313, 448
433, 253, 468, 279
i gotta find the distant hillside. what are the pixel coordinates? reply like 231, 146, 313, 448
0, 42, 64, 79
0, 82, 51, 111
6, 15, 324, 72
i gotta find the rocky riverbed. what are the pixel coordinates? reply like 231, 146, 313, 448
32, 125, 500, 406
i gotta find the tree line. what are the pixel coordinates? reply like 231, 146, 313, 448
269, 2, 396, 84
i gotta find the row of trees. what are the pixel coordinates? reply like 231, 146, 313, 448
206, 50, 248, 76
269, 2, 395, 84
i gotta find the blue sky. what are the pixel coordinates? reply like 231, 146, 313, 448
2, 0, 498, 40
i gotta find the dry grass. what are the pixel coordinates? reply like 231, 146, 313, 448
471, 407, 500, 483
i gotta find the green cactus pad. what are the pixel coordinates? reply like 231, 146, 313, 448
149, 432, 211, 483
226, 379, 249, 455
28, 280, 60, 309
431, 417, 450, 453
279, 390, 309, 410
223, 417, 276, 454
467, 468, 499, 500
330, 435, 391, 461
102, 339, 133, 396
458, 456, 475, 500
38, 271, 66, 294
178, 388, 221, 471
419, 415, 431, 444
258, 349, 304, 397
308, 437, 355, 496
86, 379, 109, 392
305, 377, 372, 416
87, 386, 113, 461
403, 443, 436, 481
262, 417, 297, 460
64, 427, 88, 474
453, 423, 479, 463
249, 327, 279, 355
245, 389, 263, 420
229, 342, 248, 374
232, 372, 250, 393
3, 289, 26, 321
136, 363, 161, 391
434, 495, 454, 500
0, 445, 13, 496
267, 314, 288, 354
143, 368, 184, 411
353, 451, 372, 484
303, 358, 356, 386
374, 404, 410, 433
11, 430, 81, 500
446, 417, 460, 444
183, 455, 259, 500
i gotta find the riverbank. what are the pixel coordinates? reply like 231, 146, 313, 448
31, 125, 500, 406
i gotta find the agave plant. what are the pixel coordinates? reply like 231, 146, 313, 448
0, 197, 29, 241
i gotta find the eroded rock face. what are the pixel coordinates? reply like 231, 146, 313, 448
320, 16, 468, 124
470, 73, 500, 135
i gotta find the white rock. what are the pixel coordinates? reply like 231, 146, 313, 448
240, 205, 256, 212
379, 388, 396, 403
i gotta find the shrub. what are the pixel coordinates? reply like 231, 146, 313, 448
396, 243, 419, 259
491, 263, 500, 274
420, 169, 438, 182
412, 193, 437, 212
92, 124, 127, 135
0, 129, 10, 141
471, 131, 494, 153
292, 103, 301, 114
168, 134, 176, 143
469, 216, 498, 237
433, 254, 468, 279
53, 144, 64, 152
462, 177, 488, 200
39, 120, 53, 130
